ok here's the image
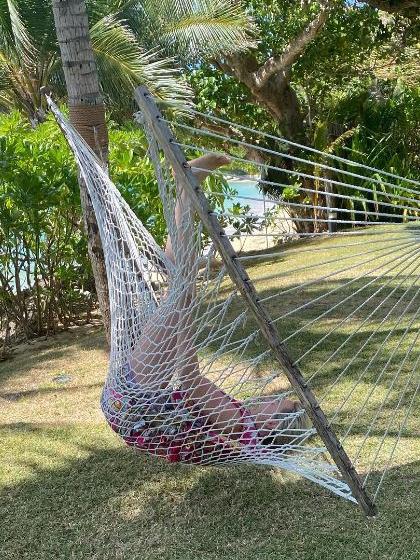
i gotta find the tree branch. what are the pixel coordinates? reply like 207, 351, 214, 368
219, 52, 261, 90
253, 5, 330, 88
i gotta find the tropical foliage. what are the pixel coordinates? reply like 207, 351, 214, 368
0, 0, 191, 121
0, 110, 240, 354
0, 0, 255, 121
184, 1, 419, 229
0, 0, 419, 352
0, 111, 161, 353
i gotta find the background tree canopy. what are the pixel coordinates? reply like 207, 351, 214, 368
185, 1, 419, 208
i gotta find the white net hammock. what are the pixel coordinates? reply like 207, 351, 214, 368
46, 88, 419, 515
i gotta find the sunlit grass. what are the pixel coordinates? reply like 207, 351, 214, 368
0, 227, 419, 559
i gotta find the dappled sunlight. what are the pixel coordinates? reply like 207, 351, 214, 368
0, 423, 115, 488
1, 428, 419, 559
0, 226, 418, 556
0, 0, 418, 554
0, 325, 108, 425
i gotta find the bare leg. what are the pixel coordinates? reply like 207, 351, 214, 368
170, 155, 245, 430
130, 154, 229, 389
128, 153, 302, 438
165, 153, 230, 264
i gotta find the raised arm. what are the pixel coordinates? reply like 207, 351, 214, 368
165, 153, 230, 264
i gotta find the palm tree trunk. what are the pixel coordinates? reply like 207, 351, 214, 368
51, 0, 111, 343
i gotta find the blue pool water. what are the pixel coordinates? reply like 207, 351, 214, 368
226, 179, 275, 214
229, 180, 260, 198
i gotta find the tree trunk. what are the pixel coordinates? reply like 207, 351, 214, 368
220, 55, 306, 144
251, 73, 307, 143
216, 7, 332, 233
51, 0, 111, 343
220, 54, 328, 233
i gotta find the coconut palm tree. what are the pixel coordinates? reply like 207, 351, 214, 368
46, 0, 254, 340
50, 0, 113, 342
0, 0, 255, 123
0, 0, 199, 124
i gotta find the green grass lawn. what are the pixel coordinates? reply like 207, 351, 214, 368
1, 227, 419, 560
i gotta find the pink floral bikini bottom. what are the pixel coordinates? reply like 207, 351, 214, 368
101, 364, 258, 464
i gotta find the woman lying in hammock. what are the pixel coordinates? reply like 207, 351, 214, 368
102, 153, 311, 464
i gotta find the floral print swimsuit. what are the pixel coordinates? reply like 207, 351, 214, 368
101, 364, 259, 464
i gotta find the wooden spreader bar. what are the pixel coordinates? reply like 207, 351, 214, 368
135, 86, 377, 517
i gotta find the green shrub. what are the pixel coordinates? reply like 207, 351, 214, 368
0, 112, 163, 349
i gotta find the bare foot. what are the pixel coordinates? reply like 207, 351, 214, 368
188, 153, 231, 184
249, 398, 311, 439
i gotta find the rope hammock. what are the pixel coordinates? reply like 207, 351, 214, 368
46, 87, 419, 516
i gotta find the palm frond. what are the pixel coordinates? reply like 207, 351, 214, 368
141, 0, 256, 59
4, 0, 38, 68
91, 14, 193, 112
88, 0, 142, 20
0, 1, 53, 122
0, 0, 14, 48
0, 91, 14, 111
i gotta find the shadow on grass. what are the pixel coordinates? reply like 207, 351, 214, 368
0, 382, 103, 402
231, 274, 420, 339
2, 272, 417, 399
202, 273, 419, 394
1, 423, 420, 560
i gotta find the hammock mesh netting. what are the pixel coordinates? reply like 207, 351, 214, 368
46, 88, 419, 515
